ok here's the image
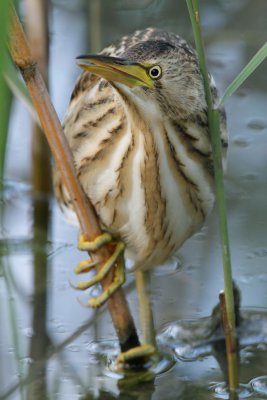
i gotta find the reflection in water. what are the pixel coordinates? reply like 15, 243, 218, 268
1, 218, 267, 400
26, 195, 50, 400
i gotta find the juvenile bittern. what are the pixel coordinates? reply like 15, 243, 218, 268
54, 28, 227, 361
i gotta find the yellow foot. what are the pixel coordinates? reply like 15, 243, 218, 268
72, 232, 125, 308
78, 232, 112, 251
116, 344, 156, 367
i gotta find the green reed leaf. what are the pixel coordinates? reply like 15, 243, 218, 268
0, 0, 11, 185
186, 0, 239, 391
220, 41, 267, 106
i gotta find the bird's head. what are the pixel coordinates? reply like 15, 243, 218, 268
77, 39, 206, 119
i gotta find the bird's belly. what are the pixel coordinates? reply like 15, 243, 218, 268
87, 153, 214, 271
73, 99, 215, 270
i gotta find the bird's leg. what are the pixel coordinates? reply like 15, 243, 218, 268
116, 270, 157, 366
136, 270, 157, 348
73, 233, 125, 308
76, 235, 156, 366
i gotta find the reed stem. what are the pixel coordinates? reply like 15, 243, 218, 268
25, 0, 51, 195
8, 3, 140, 357
219, 292, 239, 390
186, 0, 238, 391
88, 0, 102, 52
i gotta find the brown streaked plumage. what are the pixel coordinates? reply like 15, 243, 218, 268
54, 27, 227, 272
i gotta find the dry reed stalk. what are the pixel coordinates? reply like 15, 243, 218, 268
25, 0, 51, 194
24, 4, 50, 398
219, 291, 239, 391
8, 3, 140, 355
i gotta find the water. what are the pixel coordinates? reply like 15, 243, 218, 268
1, 0, 267, 399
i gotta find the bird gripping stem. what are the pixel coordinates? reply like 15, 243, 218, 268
8, 2, 141, 358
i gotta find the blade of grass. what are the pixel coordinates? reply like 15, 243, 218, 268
220, 41, 267, 106
0, 0, 12, 186
0, 80, 12, 185
186, 0, 238, 391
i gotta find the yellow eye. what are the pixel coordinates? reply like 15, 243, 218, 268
148, 65, 162, 80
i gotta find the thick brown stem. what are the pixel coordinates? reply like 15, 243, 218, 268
8, 3, 140, 353
25, 0, 51, 195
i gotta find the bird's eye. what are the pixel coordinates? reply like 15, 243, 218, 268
148, 65, 162, 80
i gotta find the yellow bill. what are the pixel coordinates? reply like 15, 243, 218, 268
76, 54, 153, 88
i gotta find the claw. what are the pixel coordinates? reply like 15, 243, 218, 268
88, 255, 125, 308
68, 279, 77, 290
74, 259, 99, 274
74, 256, 125, 308
73, 234, 126, 308
74, 242, 125, 290
76, 296, 94, 308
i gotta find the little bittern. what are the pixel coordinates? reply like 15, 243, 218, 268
54, 26, 227, 327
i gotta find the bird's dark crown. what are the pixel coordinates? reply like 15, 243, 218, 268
123, 40, 176, 62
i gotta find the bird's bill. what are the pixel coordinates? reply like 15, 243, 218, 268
76, 54, 153, 88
